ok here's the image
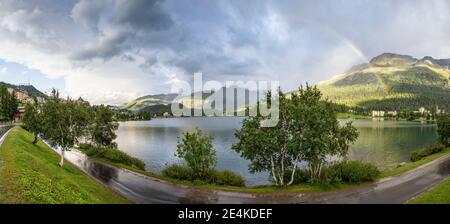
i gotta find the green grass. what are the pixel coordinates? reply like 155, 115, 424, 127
0, 127, 130, 204
379, 148, 450, 178
408, 178, 450, 204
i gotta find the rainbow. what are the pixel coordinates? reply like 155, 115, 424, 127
300, 19, 370, 63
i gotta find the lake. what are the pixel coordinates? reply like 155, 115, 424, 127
116, 117, 438, 186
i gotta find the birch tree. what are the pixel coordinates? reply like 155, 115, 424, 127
232, 85, 358, 186
42, 90, 89, 167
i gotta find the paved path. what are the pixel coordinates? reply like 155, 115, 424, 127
60, 147, 450, 204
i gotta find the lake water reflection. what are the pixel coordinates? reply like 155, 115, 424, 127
116, 117, 437, 186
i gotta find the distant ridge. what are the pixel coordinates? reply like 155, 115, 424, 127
0, 81, 46, 98
318, 53, 450, 110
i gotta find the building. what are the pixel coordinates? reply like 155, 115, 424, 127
7, 88, 34, 104
14, 106, 26, 122
372, 110, 385, 117
387, 111, 398, 117
436, 106, 445, 115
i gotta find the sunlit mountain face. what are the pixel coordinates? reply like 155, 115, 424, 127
1, 0, 450, 105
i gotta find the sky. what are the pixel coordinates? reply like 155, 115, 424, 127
0, 0, 450, 105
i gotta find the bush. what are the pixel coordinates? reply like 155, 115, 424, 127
162, 164, 196, 181
79, 144, 146, 170
176, 128, 216, 177
283, 169, 310, 185
327, 161, 380, 183
211, 170, 245, 187
410, 143, 446, 162
162, 164, 245, 187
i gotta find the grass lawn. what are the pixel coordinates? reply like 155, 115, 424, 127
408, 178, 450, 204
379, 148, 450, 178
0, 127, 130, 204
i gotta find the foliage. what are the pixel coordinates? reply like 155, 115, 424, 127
41, 89, 90, 166
283, 169, 310, 185
326, 161, 380, 183
410, 143, 446, 162
162, 164, 245, 187
0, 85, 18, 121
232, 85, 359, 186
22, 102, 43, 144
0, 127, 129, 204
90, 105, 119, 148
78, 144, 145, 170
21, 89, 120, 167
176, 128, 217, 177
284, 161, 379, 184
437, 114, 450, 146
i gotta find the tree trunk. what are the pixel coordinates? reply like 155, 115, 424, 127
32, 134, 38, 145
59, 149, 65, 167
270, 156, 279, 186
288, 157, 299, 186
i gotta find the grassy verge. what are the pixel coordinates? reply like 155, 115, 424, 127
0, 127, 130, 204
408, 178, 450, 204
78, 144, 146, 171
379, 148, 450, 178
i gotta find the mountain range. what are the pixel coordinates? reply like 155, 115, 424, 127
318, 53, 450, 111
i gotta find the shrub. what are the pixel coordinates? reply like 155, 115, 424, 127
437, 114, 450, 147
162, 164, 196, 181
162, 164, 245, 187
211, 170, 245, 187
79, 144, 146, 170
176, 128, 216, 178
327, 161, 380, 183
283, 169, 310, 185
410, 143, 446, 162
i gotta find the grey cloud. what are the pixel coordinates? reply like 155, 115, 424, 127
71, 31, 128, 60
114, 0, 173, 32
72, 0, 174, 61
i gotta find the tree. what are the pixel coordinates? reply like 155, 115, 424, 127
23, 101, 43, 144
90, 105, 118, 148
232, 85, 358, 186
41, 90, 90, 167
176, 127, 216, 177
0, 85, 18, 121
437, 113, 450, 147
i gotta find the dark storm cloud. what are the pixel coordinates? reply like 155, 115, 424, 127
71, 0, 174, 60
114, 0, 173, 32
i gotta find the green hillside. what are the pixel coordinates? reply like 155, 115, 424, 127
318, 53, 450, 111
121, 93, 177, 111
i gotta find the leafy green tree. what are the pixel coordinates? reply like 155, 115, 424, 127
41, 90, 90, 167
90, 105, 118, 148
176, 127, 216, 177
0, 85, 18, 121
437, 114, 450, 147
233, 85, 358, 186
23, 102, 43, 144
